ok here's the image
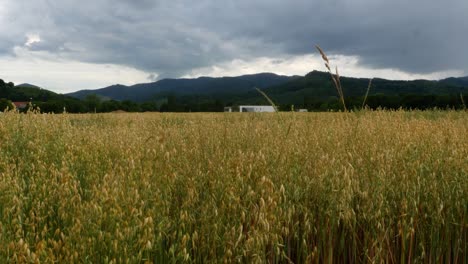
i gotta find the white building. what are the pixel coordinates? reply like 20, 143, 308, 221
239, 105, 276, 112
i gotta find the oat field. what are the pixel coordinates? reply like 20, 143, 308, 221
0, 111, 467, 263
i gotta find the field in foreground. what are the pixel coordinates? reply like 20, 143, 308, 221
0, 111, 466, 263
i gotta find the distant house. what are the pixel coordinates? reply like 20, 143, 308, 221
13, 102, 29, 109
239, 105, 276, 112
296, 109, 308, 112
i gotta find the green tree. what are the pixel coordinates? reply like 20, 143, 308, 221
100, 100, 122, 112
84, 94, 101, 113
0, 98, 14, 111
141, 101, 158, 112
121, 100, 141, 112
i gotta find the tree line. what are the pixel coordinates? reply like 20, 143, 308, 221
1, 79, 466, 113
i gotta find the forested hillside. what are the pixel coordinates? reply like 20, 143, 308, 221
2, 71, 467, 113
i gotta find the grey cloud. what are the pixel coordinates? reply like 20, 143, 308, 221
2, 0, 467, 77
0, 41, 14, 54
147, 73, 158, 82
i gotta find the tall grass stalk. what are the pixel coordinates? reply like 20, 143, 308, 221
315, 45, 348, 111
362, 78, 373, 109
461, 93, 466, 109
255, 87, 278, 112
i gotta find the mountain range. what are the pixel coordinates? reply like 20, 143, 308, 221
2, 71, 467, 113
66, 73, 299, 102
65, 71, 468, 105
257, 71, 468, 105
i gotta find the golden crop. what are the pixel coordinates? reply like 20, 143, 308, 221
0, 111, 466, 263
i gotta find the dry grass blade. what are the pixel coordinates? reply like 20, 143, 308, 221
255, 87, 278, 112
335, 66, 345, 99
362, 78, 373, 109
315, 45, 347, 111
315, 45, 329, 64
460, 93, 466, 109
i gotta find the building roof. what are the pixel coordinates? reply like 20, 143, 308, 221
12, 102, 29, 108
239, 105, 276, 112
239, 105, 276, 110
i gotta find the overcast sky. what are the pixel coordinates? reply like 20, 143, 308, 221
1, 0, 467, 93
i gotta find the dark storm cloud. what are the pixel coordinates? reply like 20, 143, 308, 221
2, 0, 467, 77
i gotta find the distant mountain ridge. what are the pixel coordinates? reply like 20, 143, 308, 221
67, 73, 299, 102
250, 71, 468, 106
3, 71, 468, 113
439, 76, 468, 87
1, 81, 62, 101
16, 83, 42, 89
67, 71, 468, 103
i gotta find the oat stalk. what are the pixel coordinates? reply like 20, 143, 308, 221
460, 93, 466, 110
255, 87, 278, 112
315, 45, 347, 111
362, 78, 373, 109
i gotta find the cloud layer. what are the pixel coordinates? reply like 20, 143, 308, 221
1, 0, 467, 91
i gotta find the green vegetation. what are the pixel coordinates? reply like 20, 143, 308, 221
66, 73, 297, 102
0, 98, 14, 111
2, 72, 468, 113
65, 71, 468, 112
0, 80, 85, 113
0, 111, 466, 262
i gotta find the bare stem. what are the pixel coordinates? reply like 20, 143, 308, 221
362, 78, 373, 109
255, 87, 278, 112
315, 45, 347, 112
460, 93, 466, 110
